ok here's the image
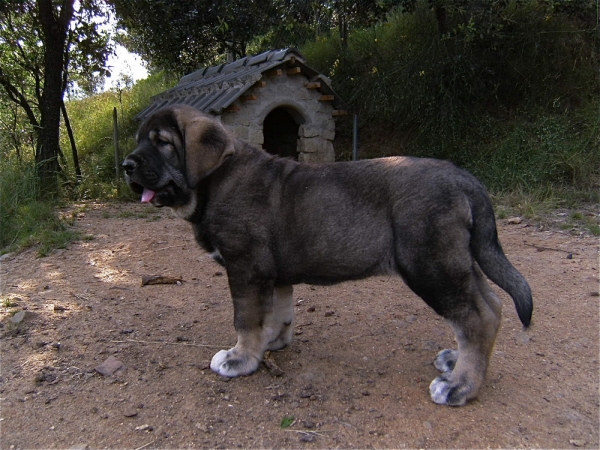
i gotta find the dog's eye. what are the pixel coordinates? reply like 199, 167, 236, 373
150, 130, 173, 147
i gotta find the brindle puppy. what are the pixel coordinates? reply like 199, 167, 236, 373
123, 105, 532, 406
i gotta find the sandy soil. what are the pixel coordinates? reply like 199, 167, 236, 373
0, 202, 598, 449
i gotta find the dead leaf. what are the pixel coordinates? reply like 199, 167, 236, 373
141, 275, 183, 286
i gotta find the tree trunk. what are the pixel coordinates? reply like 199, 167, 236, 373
61, 100, 82, 180
338, 1, 348, 51
36, 0, 74, 196
432, 0, 448, 36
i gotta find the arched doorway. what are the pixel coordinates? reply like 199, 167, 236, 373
262, 107, 304, 159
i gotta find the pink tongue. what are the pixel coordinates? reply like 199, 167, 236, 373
141, 188, 156, 203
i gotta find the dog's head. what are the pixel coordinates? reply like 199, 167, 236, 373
122, 105, 234, 215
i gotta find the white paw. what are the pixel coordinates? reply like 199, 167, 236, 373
433, 349, 458, 373
267, 322, 293, 351
210, 348, 261, 377
429, 375, 469, 406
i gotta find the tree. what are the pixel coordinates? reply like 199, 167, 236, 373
111, 0, 282, 74
0, 0, 112, 195
111, 0, 402, 74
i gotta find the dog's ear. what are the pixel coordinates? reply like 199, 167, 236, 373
174, 108, 235, 187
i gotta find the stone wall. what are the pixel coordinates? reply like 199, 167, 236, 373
220, 73, 336, 162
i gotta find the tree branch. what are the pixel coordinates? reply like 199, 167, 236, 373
0, 67, 40, 129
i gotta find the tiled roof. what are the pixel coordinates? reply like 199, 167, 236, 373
136, 48, 346, 120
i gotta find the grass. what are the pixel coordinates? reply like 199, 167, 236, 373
1, 297, 18, 308
492, 187, 600, 236
0, 162, 82, 257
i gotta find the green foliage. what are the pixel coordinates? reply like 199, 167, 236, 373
305, 0, 597, 128
303, 0, 599, 201
0, 73, 171, 255
280, 415, 295, 428
60, 72, 175, 200
463, 111, 600, 194
0, 161, 78, 256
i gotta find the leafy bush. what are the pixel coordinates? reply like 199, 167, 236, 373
0, 161, 78, 255
460, 110, 600, 195
302, 0, 599, 200
60, 72, 175, 199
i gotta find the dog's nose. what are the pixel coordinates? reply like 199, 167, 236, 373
121, 158, 137, 174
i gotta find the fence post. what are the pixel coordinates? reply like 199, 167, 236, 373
113, 107, 121, 180
352, 113, 359, 161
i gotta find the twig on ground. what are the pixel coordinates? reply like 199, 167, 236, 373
524, 242, 578, 255
134, 440, 156, 450
111, 339, 222, 348
283, 429, 331, 438
141, 245, 181, 254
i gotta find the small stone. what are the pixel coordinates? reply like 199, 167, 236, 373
34, 374, 46, 384
135, 424, 153, 431
195, 422, 210, 433
300, 433, 316, 442
9, 310, 26, 325
566, 253, 573, 259
507, 217, 523, 224
307, 306, 316, 312
44, 373, 57, 383
69, 445, 89, 450
95, 356, 126, 376
405, 315, 417, 324
0, 252, 13, 261
123, 409, 138, 418
324, 311, 334, 317
516, 331, 531, 345
570, 439, 586, 447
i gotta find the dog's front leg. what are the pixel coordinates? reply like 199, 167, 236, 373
210, 277, 274, 377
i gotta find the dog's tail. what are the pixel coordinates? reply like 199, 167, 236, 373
470, 193, 533, 328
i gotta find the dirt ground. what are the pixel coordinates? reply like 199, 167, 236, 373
0, 202, 598, 449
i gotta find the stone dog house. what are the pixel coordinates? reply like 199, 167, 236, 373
137, 48, 347, 162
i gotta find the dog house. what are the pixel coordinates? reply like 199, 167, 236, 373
136, 48, 347, 162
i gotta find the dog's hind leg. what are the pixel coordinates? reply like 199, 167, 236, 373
266, 285, 295, 351
429, 267, 502, 406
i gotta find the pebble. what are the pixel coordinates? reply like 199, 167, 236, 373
9, 311, 27, 325
569, 439, 586, 447
135, 424, 153, 432
0, 252, 13, 261
95, 356, 126, 376
300, 433, 316, 442
507, 216, 523, 224
515, 331, 531, 345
